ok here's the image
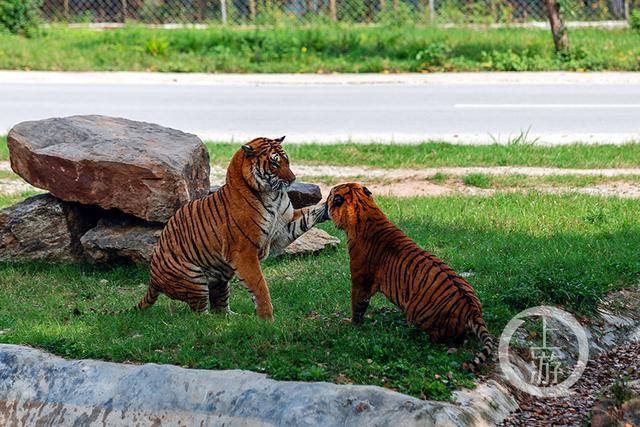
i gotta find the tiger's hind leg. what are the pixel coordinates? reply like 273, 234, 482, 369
208, 280, 232, 314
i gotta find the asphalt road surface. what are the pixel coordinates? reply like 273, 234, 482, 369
2, 74, 639, 144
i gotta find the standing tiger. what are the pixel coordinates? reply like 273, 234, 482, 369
136, 136, 329, 321
326, 183, 494, 370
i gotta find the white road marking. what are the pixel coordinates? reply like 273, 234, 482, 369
454, 104, 640, 109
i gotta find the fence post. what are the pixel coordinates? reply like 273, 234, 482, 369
428, 0, 434, 21
624, 0, 630, 21
121, 0, 127, 22
221, 0, 228, 23
329, 0, 337, 20
250, 0, 256, 21
64, 0, 69, 19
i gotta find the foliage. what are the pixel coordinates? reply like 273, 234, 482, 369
0, 25, 638, 72
631, 10, 640, 32
0, 0, 41, 35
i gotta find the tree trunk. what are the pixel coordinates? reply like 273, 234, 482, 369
544, 0, 569, 52
329, 0, 337, 20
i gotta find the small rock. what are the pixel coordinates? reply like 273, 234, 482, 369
287, 182, 322, 209
284, 228, 340, 256
8, 115, 210, 222
210, 182, 322, 209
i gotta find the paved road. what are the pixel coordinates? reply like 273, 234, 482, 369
3, 74, 639, 144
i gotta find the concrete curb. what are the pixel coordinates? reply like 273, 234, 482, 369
0, 344, 516, 426
2, 71, 640, 86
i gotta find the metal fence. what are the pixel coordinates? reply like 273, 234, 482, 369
40, 0, 632, 25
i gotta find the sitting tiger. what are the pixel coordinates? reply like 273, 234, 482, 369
326, 183, 494, 370
136, 136, 329, 321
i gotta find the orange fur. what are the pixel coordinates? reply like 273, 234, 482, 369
137, 137, 329, 320
327, 183, 494, 370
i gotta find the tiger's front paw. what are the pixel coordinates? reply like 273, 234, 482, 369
318, 202, 331, 223
256, 303, 274, 322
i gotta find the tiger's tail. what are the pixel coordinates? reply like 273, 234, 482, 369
463, 315, 495, 372
135, 282, 161, 310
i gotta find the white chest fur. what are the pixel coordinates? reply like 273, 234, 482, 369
258, 190, 294, 258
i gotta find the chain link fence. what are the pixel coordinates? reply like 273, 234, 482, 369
40, 0, 633, 25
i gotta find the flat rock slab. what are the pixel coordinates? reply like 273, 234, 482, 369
81, 217, 162, 265
0, 344, 515, 426
285, 227, 340, 256
0, 194, 98, 262
8, 115, 210, 223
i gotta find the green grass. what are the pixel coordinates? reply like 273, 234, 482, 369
2, 138, 639, 169
206, 141, 640, 169
1, 25, 639, 72
452, 173, 640, 189
462, 173, 493, 188
1, 192, 639, 400
0, 136, 7, 161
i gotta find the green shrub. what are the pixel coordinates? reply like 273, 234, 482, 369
0, 0, 41, 35
415, 43, 451, 68
631, 10, 640, 32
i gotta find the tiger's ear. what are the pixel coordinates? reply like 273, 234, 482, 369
242, 144, 255, 158
363, 186, 372, 196
274, 136, 286, 143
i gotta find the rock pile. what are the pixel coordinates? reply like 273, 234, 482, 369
1, 115, 337, 264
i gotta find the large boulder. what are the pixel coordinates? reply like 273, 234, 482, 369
8, 115, 210, 223
0, 194, 99, 262
81, 217, 162, 265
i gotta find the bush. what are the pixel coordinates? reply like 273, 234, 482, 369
0, 0, 41, 35
631, 10, 640, 32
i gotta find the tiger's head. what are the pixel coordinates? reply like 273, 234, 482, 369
235, 136, 296, 192
327, 183, 375, 230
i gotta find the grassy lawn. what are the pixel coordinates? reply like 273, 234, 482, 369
1, 192, 639, 400
2, 137, 639, 169
205, 141, 640, 169
1, 25, 639, 72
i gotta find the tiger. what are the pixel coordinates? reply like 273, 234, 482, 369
136, 136, 329, 321
326, 183, 494, 370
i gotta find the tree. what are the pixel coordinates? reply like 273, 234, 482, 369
544, 0, 570, 52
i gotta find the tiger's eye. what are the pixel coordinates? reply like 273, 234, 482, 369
333, 194, 345, 207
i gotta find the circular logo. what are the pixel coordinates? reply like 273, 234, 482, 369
498, 306, 589, 397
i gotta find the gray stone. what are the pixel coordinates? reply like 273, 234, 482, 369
287, 182, 323, 209
0, 194, 98, 262
81, 217, 162, 265
0, 344, 517, 426
284, 228, 340, 256
209, 182, 323, 209
8, 115, 210, 223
